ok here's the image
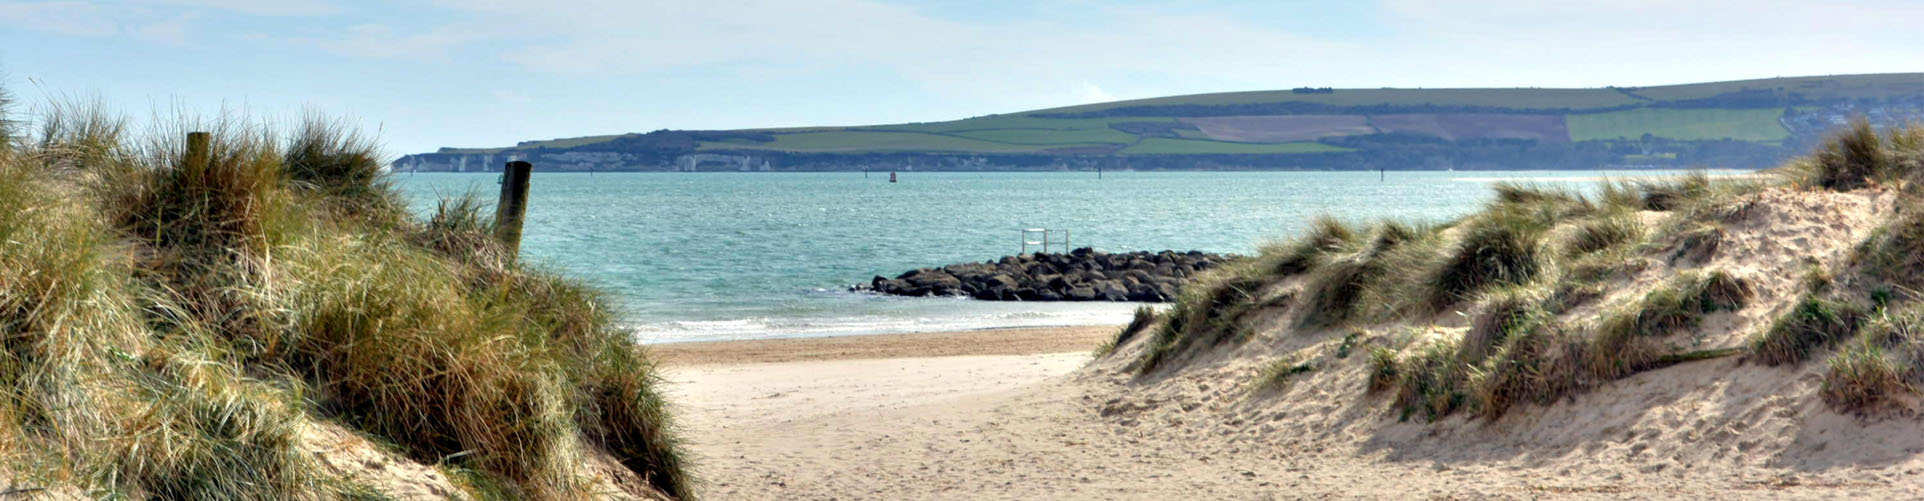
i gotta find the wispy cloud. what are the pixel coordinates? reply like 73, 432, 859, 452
0, 1, 122, 37
299, 23, 478, 59
0, 0, 337, 46
389, 1, 1363, 107
151, 0, 339, 16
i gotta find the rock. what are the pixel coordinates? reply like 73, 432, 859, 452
1126, 282, 1164, 302
856, 249, 1239, 302
903, 271, 964, 296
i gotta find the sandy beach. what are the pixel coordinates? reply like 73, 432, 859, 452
660, 320, 1924, 500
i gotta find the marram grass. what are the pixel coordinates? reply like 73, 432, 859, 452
0, 99, 693, 499
1128, 123, 1924, 421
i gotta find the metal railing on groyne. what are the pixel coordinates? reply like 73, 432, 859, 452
1020, 228, 1070, 254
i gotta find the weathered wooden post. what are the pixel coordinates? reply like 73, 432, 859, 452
495, 160, 533, 262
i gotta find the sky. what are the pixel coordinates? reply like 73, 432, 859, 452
1, 0, 1920, 155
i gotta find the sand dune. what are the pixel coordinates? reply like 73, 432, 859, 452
664, 327, 1924, 498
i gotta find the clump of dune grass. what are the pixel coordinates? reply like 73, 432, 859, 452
1391, 286, 1575, 420
1266, 216, 1357, 276
1822, 332, 1909, 414
1753, 294, 1868, 366
283, 114, 404, 222
0, 133, 360, 498
1388, 336, 1468, 421
1376, 271, 1751, 421
1140, 262, 1268, 373
275, 233, 576, 495
1253, 356, 1315, 393
0, 74, 14, 146
1857, 201, 1924, 291
1631, 171, 1712, 211
1616, 270, 1753, 337
1098, 306, 1158, 358
1428, 209, 1547, 310
0, 99, 695, 499
1490, 182, 1603, 223
1492, 182, 1583, 207
1804, 118, 1892, 190
1298, 221, 1425, 328
1587, 270, 1752, 378
1366, 345, 1401, 392
1459, 287, 1551, 365
1552, 246, 1649, 313
1821, 307, 1924, 413
1467, 315, 1578, 419
514, 271, 694, 500
1562, 213, 1643, 258
1786, 120, 1924, 191
415, 193, 516, 286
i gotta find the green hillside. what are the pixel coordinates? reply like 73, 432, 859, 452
1032, 87, 1643, 115
1567, 108, 1790, 142
406, 73, 1924, 171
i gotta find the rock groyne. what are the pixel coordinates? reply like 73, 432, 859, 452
858, 248, 1236, 301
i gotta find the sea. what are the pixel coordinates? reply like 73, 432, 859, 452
391, 169, 1737, 344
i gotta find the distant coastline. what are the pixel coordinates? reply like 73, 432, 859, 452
396, 73, 1924, 174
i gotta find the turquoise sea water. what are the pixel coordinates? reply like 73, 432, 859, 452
391, 170, 1732, 343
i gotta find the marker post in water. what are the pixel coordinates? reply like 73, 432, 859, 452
495, 160, 533, 263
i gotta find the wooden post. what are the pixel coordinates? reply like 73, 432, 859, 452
495, 160, 533, 261
185, 131, 211, 174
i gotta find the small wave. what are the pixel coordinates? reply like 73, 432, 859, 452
629, 304, 1151, 344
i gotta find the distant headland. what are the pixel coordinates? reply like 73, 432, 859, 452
396, 73, 1924, 173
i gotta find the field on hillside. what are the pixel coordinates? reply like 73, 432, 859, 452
948, 127, 1138, 145
1567, 108, 1788, 142
1119, 138, 1350, 155
1182, 115, 1373, 143
698, 130, 1076, 153
870, 115, 1171, 133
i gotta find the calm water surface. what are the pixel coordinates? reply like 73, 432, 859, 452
391, 170, 1730, 343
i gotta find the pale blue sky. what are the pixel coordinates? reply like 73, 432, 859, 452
2, 0, 1919, 154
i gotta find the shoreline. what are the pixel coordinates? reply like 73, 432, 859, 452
648, 324, 1120, 366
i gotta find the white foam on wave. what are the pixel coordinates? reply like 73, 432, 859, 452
632, 303, 1155, 344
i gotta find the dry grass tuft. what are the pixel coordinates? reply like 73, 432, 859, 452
1098, 306, 1159, 358
1267, 216, 1357, 276
284, 114, 404, 222
1753, 294, 1867, 366
1140, 262, 1269, 373
1253, 356, 1315, 392
1428, 209, 1546, 310
1297, 222, 1426, 328
0, 100, 694, 499
1562, 213, 1643, 258
1821, 306, 1924, 414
